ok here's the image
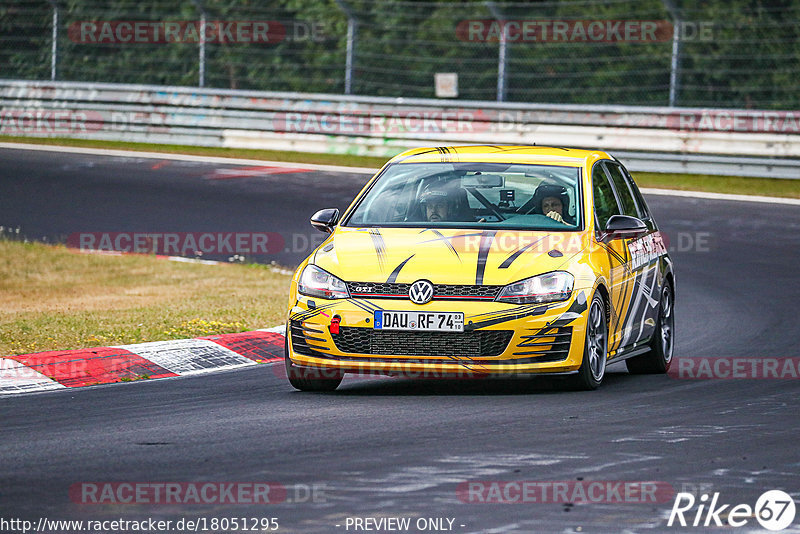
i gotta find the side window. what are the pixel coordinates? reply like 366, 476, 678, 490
620, 165, 651, 220
592, 164, 620, 231
604, 162, 640, 218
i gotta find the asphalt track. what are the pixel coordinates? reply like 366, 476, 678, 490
1, 147, 800, 533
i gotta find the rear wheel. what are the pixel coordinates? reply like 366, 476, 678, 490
569, 292, 607, 390
285, 330, 343, 392
626, 282, 674, 374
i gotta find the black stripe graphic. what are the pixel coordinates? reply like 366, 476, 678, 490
430, 229, 461, 262
350, 298, 383, 314
466, 305, 548, 330
368, 228, 387, 270
498, 236, 548, 269
475, 231, 497, 285
290, 302, 338, 322
386, 255, 415, 283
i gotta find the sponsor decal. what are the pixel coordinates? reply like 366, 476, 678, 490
627, 232, 667, 271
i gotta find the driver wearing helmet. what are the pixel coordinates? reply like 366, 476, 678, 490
532, 184, 573, 225
419, 180, 468, 222
420, 190, 451, 222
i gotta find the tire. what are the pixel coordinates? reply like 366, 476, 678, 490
626, 282, 674, 374
285, 330, 343, 392
569, 292, 608, 390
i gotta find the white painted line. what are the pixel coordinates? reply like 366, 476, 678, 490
0, 142, 379, 175
2, 142, 796, 205
163, 255, 223, 265
641, 187, 800, 206
0, 358, 65, 395
114, 339, 255, 375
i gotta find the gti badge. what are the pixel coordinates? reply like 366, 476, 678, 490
409, 280, 434, 305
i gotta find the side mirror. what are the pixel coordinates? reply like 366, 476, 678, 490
604, 214, 647, 239
310, 208, 339, 234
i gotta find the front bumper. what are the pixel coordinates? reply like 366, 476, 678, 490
286, 289, 591, 377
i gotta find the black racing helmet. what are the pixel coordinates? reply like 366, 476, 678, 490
417, 179, 472, 221
532, 183, 571, 218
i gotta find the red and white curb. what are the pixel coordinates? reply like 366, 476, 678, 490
0, 326, 286, 396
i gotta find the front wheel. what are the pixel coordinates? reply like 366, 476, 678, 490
626, 282, 674, 374
285, 334, 343, 392
569, 292, 608, 390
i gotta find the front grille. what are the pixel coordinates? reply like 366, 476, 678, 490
346, 282, 503, 300
332, 327, 513, 357
512, 326, 573, 363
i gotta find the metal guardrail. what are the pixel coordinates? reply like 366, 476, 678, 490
1, 80, 799, 179
615, 152, 800, 180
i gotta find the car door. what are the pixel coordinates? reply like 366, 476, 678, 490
603, 160, 664, 350
591, 162, 635, 357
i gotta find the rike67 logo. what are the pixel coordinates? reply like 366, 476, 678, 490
668, 490, 796, 530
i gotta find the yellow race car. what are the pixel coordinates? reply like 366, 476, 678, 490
285, 146, 674, 391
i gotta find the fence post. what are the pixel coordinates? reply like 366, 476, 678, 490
47, 0, 59, 80
663, 0, 681, 107
334, 0, 357, 95
486, 2, 508, 102
192, 0, 207, 87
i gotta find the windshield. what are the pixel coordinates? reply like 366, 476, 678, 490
345, 162, 582, 230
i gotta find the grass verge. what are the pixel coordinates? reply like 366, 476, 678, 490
631, 172, 800, 199
2, 136, 799, 199
0, 239, 291, 356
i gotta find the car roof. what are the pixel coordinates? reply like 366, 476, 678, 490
388, 145, 612, 166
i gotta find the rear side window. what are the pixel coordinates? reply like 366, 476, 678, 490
604, 162, 640, 218
592, 164, 619, 231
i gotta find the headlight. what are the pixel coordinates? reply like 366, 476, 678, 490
496, 271, 574, 304
298, 265, 350, 299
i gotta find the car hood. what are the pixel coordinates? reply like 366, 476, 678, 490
313, 227, 589, 286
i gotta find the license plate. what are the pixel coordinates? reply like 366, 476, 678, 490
374, 310, 464, 332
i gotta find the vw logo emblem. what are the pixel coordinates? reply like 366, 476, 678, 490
409, 280, 434, 305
